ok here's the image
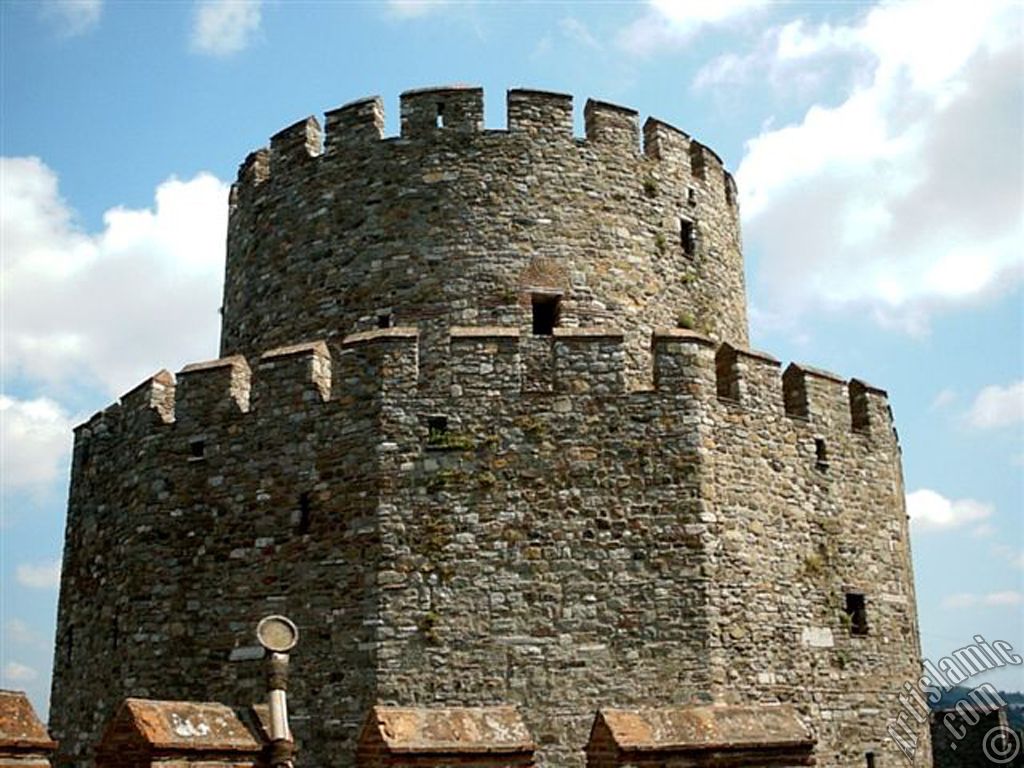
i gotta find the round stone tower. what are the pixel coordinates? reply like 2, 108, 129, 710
50, 87, 928, 768
221, 86, 747, 386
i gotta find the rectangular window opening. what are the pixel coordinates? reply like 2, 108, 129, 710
680, 219, 696, 257
377, 313, 393, 329
687, 187, 697, 206
532, 294, 561, 336
866, 752, 876, 768
436, 103, 445, 129
189, 439, 206, 460
296, 492, 312, 535
851, 387, 871, 433
689, 143, 707, 180
845, 592, 869, 636
815, 438, 829, 470
427, 416, 449, 446
716, 347, 741, 402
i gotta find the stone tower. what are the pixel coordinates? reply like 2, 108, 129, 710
50, 87, 930, 767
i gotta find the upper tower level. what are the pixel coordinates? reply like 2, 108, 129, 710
222, 86, 747, 383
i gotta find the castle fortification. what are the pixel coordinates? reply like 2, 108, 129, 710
50, 87, 930, 767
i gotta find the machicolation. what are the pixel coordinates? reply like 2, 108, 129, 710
50, 87, 930, 768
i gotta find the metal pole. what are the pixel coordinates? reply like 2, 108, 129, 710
256, 615, 299, 768
266, 650, 293, 766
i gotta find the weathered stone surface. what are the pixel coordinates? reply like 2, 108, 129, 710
49, 87, 929, 768
356, 705, 535, 766
585, 704, 815, 767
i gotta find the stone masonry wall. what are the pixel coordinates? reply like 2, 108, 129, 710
50, 342, 385, 765
221, 88, 747, 390
368, 329, 713, 767
703, 350, 930, 766
52, 328, 927, 767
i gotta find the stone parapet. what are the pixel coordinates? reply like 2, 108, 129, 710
69, 330, 895, 454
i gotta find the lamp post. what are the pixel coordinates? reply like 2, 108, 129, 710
256, 615, 299, 768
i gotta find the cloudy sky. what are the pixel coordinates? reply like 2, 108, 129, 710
1, 0, 1021, 715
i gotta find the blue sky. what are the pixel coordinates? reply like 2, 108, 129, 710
1, 0, 1021, 717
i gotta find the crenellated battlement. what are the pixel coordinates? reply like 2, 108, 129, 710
230, 86, 735, 202
220, 86, 749, 373
72, 327, 894, 459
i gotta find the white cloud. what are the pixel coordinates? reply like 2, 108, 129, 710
0, 156, 227, 399
39, 0, 102, 37
15, 560, 62, 590
985, 591, 1024, 606
967, 381, 1024, 429
0, 397, 75, 494
930, 388, 956, 411
943, 591, 1024, 609
5, 619, 43, 646
385, 0, 454, 19
993, 544, 1024, 570
619, 0, 766, 54
907, 489, 993, 532
191, 0, 261, 56
970, 523, 996, 539
735, 1, 1024, 333
942, 593, 979, 609
560, 17, 602, 49
2, 662, 38, 683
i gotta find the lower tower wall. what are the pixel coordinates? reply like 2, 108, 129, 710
50, 329, 928, 767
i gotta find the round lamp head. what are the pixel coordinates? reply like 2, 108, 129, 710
256, 615, 299, 653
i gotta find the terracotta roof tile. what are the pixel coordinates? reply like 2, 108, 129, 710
595, 704, 815, 752
105, 699, 262, 752
0, 690, 56, 751
363, 705, 535, 754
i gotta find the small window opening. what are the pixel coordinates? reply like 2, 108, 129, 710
844, 592, 869, 636
427, 416, 449, 446
112, 616, 119, 650
865, 752, 876, 768
296, 492, 312, 535
716, 346, 741, 402
850, 383, 871, 433
689, 143, 707, 180
687, 187, 697, 206
680, 219, 696, 257
189, 439, 206, 460
531, 294, 560, 336
377, 313, 393, 329
783, 367, 810, 419
815, 438, 829, 470
435, 103, 445, 129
